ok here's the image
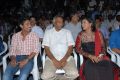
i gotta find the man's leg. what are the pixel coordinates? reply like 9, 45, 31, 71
63, 57, 79, 80
18, 60, 33, 80
3, 64, 19, 80
41, 59, 57, 80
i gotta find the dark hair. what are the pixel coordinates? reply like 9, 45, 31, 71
30, 16, 37, 21
82, 17, 96, 32
19, 17, 30, 25
70, 13, 78, 20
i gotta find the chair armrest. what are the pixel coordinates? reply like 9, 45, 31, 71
2, 53, 9, 72
42, 51, 46, 68
107, 47, 120, 67
79, 54, 83, 65
31, 54, 40, 79
115, 54, 120, 67
73, 50, 77, 66
33, 54, 39, 71
73, 49, 83, 66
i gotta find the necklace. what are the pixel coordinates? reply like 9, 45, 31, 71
82, 32, 95, 42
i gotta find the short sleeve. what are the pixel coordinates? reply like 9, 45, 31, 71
42, 31, 50, 48
66, 30, 75, 46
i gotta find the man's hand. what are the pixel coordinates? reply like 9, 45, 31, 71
18, 59, 28, 68
10, 59, 17, 67
52, 59, 62, 69
60, 58, 67, 68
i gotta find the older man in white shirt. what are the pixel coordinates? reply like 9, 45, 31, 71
41, 16, 79, 80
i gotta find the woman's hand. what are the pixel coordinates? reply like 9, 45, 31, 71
98, 54, 104, 61
88, 55, 100, 63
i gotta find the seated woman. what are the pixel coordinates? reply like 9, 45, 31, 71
75, 17, 114, 80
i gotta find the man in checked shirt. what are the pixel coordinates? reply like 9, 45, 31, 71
3, 17, 39, 80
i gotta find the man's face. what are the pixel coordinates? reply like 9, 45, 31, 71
30, 17, 36, 27
22, 20, 32, 32
54, 17, 64, 30
71, 14, 79, 23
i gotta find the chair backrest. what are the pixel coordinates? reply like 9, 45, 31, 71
0, 42, 8, 56
8, 33, 14, 48
0, 35, 3, 40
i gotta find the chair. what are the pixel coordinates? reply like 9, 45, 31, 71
0, 35, 3, 40
107, 47, 120, 67
0, 42, 8, 65
0, 42, 8, 80
8, 33, 14, 48
42, 49, 83, 74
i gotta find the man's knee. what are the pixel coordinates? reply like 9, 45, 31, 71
65, 70, 79, 79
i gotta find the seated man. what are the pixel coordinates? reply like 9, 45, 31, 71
109, 27, 120, 54
41, 16, 79, 80
3, 17, 39, 80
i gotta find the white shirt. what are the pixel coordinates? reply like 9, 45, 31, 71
32, 25, 44, 38
64, 22, 82, 41
42, 28, 74, 61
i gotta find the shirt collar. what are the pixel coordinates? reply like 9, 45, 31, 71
19, 31, 31, 39
53, 27, 63, 33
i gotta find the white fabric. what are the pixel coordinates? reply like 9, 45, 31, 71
42, 28, 74, 61
32, 25, 44, 38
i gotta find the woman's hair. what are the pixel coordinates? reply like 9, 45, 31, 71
19, 17, 30, 25
81, 17, 96, 32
